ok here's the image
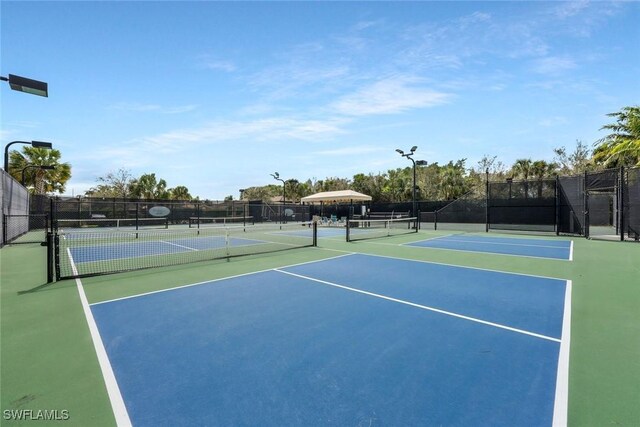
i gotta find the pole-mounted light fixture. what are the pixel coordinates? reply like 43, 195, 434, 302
270, 172, 287, 223
1, 74, 48, 97
4, 140, 53, 172
396, 146, 427, 219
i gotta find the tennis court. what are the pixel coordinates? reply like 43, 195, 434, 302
88, 253, 570, 426
2, 221, 639, 426
405, 234, 573, 260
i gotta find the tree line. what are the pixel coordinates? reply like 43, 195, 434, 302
7, 106, 639, 202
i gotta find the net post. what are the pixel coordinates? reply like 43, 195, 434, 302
313, 220, 318, 246
346, 217, 351, 242
46, 232, 54, 283
53, 233, 61, 281
434, 210, 438, 230
417, 210, 421, 231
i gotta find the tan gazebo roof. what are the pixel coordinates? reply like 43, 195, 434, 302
300, 190, 372, 204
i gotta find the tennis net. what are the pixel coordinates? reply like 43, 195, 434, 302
188, 216, 254, 228
56, 217, 169, 231
346, 217, 418, 242
55, 221, 317, 279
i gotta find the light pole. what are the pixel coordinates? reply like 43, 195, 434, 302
270, 172, 286, 222
396, 146, 427, 219
21, 164, 55, 186
270, 172, 286, 204
1, 74, 48, 97
4, 140, 53, 172
239, 189, 245, 201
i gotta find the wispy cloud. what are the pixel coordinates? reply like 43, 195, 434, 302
198, 54, 237, 72
108, 102, 198, 114
532, 56, 577, 75
331, 75, 451, 116
553, 0, 590, 19
538, 116, 569, 127
313, 146, 385, 156
126, 116, 349, 152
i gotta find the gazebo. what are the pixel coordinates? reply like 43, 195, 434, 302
300, 190, 372, 222
300, 189, 372, 204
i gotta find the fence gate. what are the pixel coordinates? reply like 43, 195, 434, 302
584, 168, 621, 240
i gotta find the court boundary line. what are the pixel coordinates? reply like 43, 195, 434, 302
89, 252, 356, 306
398, 240, 572, 262
274, 268, 561, 343
67, 248, 132, 427
418, 235, 571, 249
553, 279, 572, 426
569, 240, 574, 261
320, 249, 569, 282
160, 240, 198, 251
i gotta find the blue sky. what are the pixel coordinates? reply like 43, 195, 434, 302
2, 1, 639, 200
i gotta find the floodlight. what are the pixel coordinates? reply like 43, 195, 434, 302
1, 74, 48, 97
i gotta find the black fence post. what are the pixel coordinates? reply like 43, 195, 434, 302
485, 169, 490, 232
620, 166, 625, 241
555, 175, 560, 236
135, 202, 140, 235
584, 170, 589, 239
2, 214, 7, 245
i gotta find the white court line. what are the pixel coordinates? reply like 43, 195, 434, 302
553, 280, 572, 427
569, 240, 574, 261
440, 236, 570, 250
275, 269, 561, 343
90, 252, 354, 306
401, 234, 456, 245
67, 248, 132, 427
160, 240, 199, 251
397, 240, 572, 262
313, 249, 569, 282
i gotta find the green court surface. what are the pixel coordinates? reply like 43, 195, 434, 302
1, 229, 639, 426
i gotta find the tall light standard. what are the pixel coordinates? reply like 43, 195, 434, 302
1, 74, 48, 97
270, 172, 286, 222
4, 140, 53, 172
396, 146, 427, 218
270, 172, 286, 204
21, 164, 55, 186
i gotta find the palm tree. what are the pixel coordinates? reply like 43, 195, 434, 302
593, 106, 640, 167
531, 160, 557, 198
511, 159, 533, 180
8, 147, 71, 194
511, 159, 533, 198
170, 186, 192, 200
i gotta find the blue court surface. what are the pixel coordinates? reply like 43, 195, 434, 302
405, 234, 573, 260
90, 253, 570, 426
